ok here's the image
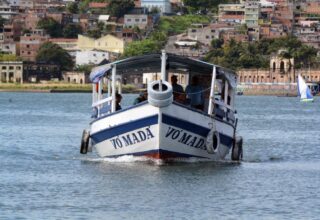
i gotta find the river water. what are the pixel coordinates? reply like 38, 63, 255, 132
0, 93, 319, 219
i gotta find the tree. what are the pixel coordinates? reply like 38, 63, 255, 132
123, 39, 162, 57
67, 2, 79, 14
37, 17, 63, 38
63, 24, 83, 38
107, 0, 135, 18
36, 42, 74, 71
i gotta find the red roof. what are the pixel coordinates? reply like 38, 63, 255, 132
89, 2, 108, 8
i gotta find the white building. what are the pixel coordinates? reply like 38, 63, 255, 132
76, 50, 110, 66
141, 0, 171, 14
124, 14, 149, 29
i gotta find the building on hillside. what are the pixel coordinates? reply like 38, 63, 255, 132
62, 71, 89, 84
141, 0, 171, 14
0, 61, 23, 83
77, 34, 125, 54
124, 14, 150, 29
260, 23, 287, 39
75, 50, 109, 66
0, 1, 19, 19
19, 30, 49, 61
23, 61, 61, 82
18, 0, 34, 9
244, 0, 260, 27
218, 4, 245, 24
187, 23, 234, 46
49, 38, 78, 58
46, 12, 73, 26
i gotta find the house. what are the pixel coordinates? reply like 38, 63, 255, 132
141, 0, 171, 14
77, 34, 125, 54
19, 29, 49, 61
187, 23, 234, 46
98, 15, 110, 24
62, 71, 89, 84
244, 0, 260, 27
124, 14, 149, 29
218, 4, 245, 24
49, 38, 78, 58
75, 50, 109, 66
0, 61, 23, 83
0, 1, 19, 19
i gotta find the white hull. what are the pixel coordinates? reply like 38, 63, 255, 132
90, 102, 235, 160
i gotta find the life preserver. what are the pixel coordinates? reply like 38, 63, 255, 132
206, 129, 220, 154
231, 136, 243, 161
80, 129, 90, 154
148, 80, 173, 107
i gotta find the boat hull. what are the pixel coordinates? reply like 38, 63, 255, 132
90, 102, 235, 160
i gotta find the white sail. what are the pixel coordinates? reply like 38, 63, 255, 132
298, 74, 313, 101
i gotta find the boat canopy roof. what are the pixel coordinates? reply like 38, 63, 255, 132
90, 53, 237, 88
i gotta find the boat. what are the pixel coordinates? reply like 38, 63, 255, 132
298, 74, 314, 102
80, 51, 243, 161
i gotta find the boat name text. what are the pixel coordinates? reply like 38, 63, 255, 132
110, 127, 154, 149
165, 126, 206, 150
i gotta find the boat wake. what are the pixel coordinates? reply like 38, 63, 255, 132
81, 155, 241, 166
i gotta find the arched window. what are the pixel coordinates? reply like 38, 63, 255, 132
273, 62, 276, 72
280, 61, 285, 72
80, 79, 83, 84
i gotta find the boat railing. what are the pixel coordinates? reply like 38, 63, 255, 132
213, 99, 236, 124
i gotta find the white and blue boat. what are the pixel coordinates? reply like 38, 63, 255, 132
80, 51, 243, 161
298, 74, 314, 102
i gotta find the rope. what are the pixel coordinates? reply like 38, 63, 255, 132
173, 86, 211, 95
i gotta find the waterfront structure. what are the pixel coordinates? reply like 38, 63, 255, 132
62, 71, 88, 84
23, 62, 61, 82
75, 50, 109, 66
77, 34, 125, 54
141, 0, 171, 14
0, 61, 23, 83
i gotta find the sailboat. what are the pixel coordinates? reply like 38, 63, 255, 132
298, 74, 314, 102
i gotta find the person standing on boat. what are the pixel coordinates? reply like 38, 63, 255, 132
186, 76, 204, 110
171, 75, 185, 103
116, 93, 122, 111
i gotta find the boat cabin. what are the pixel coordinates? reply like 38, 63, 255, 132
89, 52, 237, 124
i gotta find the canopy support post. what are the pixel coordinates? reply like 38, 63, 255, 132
208, 66, 216, 115
111, 65, 116, 113
161, 50, 166, 81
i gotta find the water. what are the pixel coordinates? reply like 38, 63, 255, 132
1, 93, 320, 219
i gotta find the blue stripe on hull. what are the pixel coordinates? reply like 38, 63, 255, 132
162, 114, 234, 148
91, 115, 158, 144
103, 149, 209, 159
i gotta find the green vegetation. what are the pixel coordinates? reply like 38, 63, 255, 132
205, 36, 318, 70
37, 17, 63, 38
0, 54, 20, 61
123, 15, 210, 57
36, 42, 74, 71
183, 0, 229, 13
67, 2, 79, 14
63, 23, 83, 38
107, 0, 135, 18
158, 15, 211, 35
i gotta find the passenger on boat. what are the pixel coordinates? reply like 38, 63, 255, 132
116, 93, 122, 111
133, 91, 148, 105
186, 76, 204, 110
171, 75, 185, 103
